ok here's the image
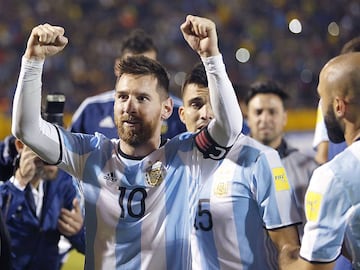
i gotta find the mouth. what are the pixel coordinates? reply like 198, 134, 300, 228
123, 121, 139, 128
122, 117, 141, 126
196, 122, 208, 131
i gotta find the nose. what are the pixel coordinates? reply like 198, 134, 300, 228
123, 96, 136, 113
259, 111, 271, 122
199, 103, 214, 120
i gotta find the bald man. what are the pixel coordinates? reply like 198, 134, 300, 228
279, 52, 360, 270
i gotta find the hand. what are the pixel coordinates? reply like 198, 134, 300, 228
24, 23, 68, 60
58, 198, 83, 237
15, 146, 44, 187
180, 15, 220, 58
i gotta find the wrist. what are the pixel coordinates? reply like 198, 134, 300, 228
199, 49, 220, 58
24, 50, 45, 61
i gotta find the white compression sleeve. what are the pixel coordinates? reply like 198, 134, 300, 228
201, 54, 243, 147
12, 57, 61, 164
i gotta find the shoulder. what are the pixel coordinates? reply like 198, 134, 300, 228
59, 126, 113, 151
72, 90, 115, 120
77, 90, 114, 109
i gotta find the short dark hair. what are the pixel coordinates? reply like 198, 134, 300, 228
117, 55, 169, 96
181, 62, 208, 98
246, 79, 289, 107
120, 28, 158, 57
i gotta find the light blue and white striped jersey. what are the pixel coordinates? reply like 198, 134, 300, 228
192, 135, 301, 270
57, 127, 225, 270
300, 140, 360, 269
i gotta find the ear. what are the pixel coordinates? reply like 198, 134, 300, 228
178, 106, 186, 124
14, 139, 24, 153
334, 97, 346, 117
161, 97, 173, 121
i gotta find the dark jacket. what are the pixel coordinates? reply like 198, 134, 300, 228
0, 170, 85, 270
276, 139, 319, 238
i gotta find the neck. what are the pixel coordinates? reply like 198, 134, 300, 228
345, 126, 360, 145
267, 136, 282, 150
30, 178, 41, 189
119, 137, 161, 159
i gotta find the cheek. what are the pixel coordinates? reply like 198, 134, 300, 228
186, 110, 198, 121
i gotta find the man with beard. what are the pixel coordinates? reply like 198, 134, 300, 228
279, 52, 360, 270
246, 80, 318, 239
70, 28, 186, 140
313, 37, 360, 165
11, 15, 242, 269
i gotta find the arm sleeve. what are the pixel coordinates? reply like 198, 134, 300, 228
201, 54, 243, 147
11, 57, 61, 164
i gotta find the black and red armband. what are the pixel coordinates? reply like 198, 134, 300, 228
195, 128, 231, 160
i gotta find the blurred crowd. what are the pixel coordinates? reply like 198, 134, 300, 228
0, 0, 359, 114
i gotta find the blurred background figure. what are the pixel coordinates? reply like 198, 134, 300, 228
246, 79, 318, 239
0, 210, 11, 270
0, 93, 85, 270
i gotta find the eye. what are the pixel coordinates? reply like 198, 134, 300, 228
269, 109, 277, 115
190, 99, 205, 110
116, 93, 128, 101
255, 109, 262, 116
137, 95, 150, 102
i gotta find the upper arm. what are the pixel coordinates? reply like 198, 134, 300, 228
314, 141, 329, 165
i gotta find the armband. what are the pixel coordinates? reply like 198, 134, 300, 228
195, 128, 230, 160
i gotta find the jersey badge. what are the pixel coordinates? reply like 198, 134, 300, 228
104, 171, 118, 186
145, 161, 166, 187
272, 167, 290, 191
305, 191, 323, 222
213, 181, 229, 197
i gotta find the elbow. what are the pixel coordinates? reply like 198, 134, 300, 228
227, 117, 243, 142
228, 123, 242, 145
11, 122, 23, 140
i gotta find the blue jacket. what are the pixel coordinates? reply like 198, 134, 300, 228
0, 170, 85, 270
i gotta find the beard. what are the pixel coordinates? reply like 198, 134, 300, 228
324, 104, 345, 143
117, 115, 157, 146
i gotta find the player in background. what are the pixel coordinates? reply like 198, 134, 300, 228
246, 80, 318, 239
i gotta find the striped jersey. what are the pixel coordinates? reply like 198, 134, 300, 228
57, 128, 225, 270
192, 135, 301, 270
300, 140, 360, 269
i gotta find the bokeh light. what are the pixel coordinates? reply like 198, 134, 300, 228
235, 48, 250, 63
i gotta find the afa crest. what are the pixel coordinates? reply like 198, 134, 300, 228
145, 161, 166, 187
213, 181, 228, 197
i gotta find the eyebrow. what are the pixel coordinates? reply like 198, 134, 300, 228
187, 96, 203, 104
